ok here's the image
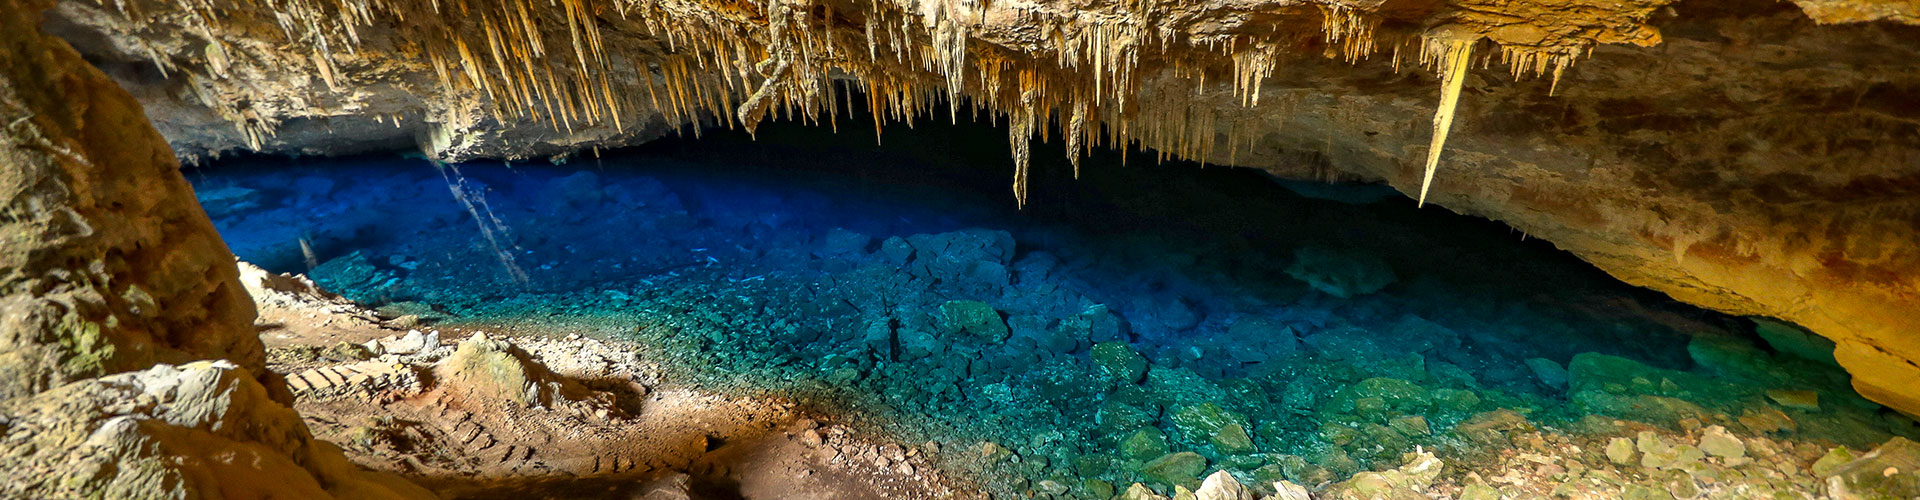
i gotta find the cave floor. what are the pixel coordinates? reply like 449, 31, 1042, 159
196, 121, 1920, 499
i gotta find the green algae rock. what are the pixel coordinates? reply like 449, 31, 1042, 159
1093, 342, 1150, 384
1818, 437, 1920, 499
1098, 400, 1159, 439
1460, 483, 1500, 500
1083, 479, 1117, 499
1211, 423, 1256, 455
1636, 431, 1704, 470
1697, 426, 1746, 458
1811, 446, 1857, 477
1171, 403, 1250, 445
1607, 437, 1638, 465
938, 300, 1008, 342
1432, 388, 1482, 412
1354, 377, 1428, 409
1388, 415, 1430, 437
1077, 453, 1116, 476
1141, 452, 1208, 488
1148, 367, 1228, 408
1122, 428, 1171, 461
1319, 422, 1359, 445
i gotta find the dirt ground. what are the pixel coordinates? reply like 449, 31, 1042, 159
240, 262, 969, 499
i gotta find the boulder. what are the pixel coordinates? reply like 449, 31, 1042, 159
1820, 437, 1920, 499
938, 300, 1010, 343
1283, 245, 1396, 298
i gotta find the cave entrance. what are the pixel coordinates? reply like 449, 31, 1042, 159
191, 107, 1918, 496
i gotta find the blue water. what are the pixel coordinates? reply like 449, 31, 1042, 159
192, 117, 1917, 495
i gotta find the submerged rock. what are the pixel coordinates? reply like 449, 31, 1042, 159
1141, 452, 1208, 488
938, 300, 1009, 343
1821, 437, 1920, 499
1283, 245, 1396, 298
1093, 341, 1150, 384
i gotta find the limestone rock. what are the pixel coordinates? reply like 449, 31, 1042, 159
1697, 426, 1747, 459
1120, 483, 1171, 500
1193, 470, 1254, 500
1329, 448, 1444, 500
0, 361, 432, 499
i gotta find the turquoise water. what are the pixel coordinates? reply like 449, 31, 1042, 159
194, 117, 1917, 497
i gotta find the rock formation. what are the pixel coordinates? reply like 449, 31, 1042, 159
0, 1, 430, 497
35, 0, 1920, 416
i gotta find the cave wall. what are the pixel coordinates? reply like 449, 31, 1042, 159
0, 0, 430, 496
38, 0, 1920, 416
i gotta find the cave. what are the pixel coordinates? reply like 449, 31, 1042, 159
2, 0, 1918, 498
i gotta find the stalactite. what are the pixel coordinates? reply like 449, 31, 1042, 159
1417, 35, 1477, 207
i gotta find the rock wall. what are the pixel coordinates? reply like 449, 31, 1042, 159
0, 0, 431, 497
38, 0, 1920, 415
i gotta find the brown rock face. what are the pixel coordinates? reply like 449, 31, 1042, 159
0, 1, 432, 497
40, 0, 1920, 414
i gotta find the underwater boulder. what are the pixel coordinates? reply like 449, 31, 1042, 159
1140, 452, 1208, 490
938, 300, 1009, 343
1524, 357, 1570, 391
1169, 403, 1251, 446
1120, 428, 1171, 461
1820, 437, 1920, 499
1093, 342, 1150, 384
1283, 245, 1396, 298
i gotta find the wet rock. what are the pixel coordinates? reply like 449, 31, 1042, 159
1210, 424, 1256, 455
1170, 403, 1250, 446
1766, 389, 1821, 411
1813, 446, 1860, 477
938, 300, 1009, 343
1607, 437, 1638, 465
1140, 452, 1207, 489
1194, 470, 1254, 500
1453, 409, 1534, 448
1525, 357, 1569, 391
1820, 437, 1920, 499
1388, 415, 1430, 437
1283, 244, 1396, 298
1120, 483, 1170, 500
1121, 428, 1171, 461
1329, 449, 1443, 500
1637, 431, 1705, 470
1697, 426, 1746, 459
1093, 342, 1150, 384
